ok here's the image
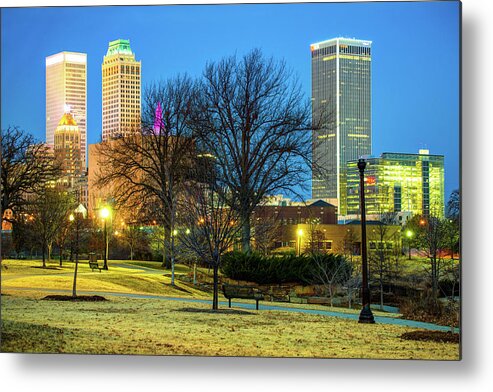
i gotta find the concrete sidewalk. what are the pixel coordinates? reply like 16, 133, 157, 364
3, 286, 459, 333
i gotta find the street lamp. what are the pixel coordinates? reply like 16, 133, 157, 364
357, 159, 375, 324
406, 229, 413, 260
69, 213, 80, 298
297, 228, 303, 256
100, 206, 111, 270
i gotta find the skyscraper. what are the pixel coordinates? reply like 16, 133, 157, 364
102, 39, 141, 142
54, 111, 82, 188
311, 37, 372, 206
46, 51, 87, 166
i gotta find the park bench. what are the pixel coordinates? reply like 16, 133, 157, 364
88, 253, 102, 272
88, 261, 102, 272
222, 284, 264, 310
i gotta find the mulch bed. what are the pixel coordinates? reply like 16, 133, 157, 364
176, 307, 255, 315
42, 295, 107, 302
33, 266, 61, 270
400, 330, 459, 344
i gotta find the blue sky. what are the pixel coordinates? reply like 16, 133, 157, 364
1, 1, 460, 199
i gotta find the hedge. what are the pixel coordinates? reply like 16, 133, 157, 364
220, 251, 350, 285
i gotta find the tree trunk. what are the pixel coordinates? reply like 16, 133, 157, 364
431, 256, 438, 301
72, 224, 79, 298
161, 236, 166, 268
241, 217, 251, 253
42, 242, 46, 268
170, 232, 175, 286
72, 257, 79, 298
47, 243, 52, 262
380, 280, 384, 311
161, 226, 169, 269
59, 246, 63, 267
212, 264, 219, 310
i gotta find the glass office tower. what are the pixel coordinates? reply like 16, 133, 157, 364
46, 52, 87, 166
341, 150, 445, 219
102, 39, 141, 142
311, 37, 372, 206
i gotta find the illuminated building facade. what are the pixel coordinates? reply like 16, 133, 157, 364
311, 37, 372, 205
54, 112, 83, 189
340, 150, 445, 220
102, 39, 141, 142
46, 52, 87, 166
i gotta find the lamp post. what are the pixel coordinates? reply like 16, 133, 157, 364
357, 159, 375, 324
69, 213, 80, 298
100, 206, 110, 270
406, 230, 413, 260
297, 228, 303, 256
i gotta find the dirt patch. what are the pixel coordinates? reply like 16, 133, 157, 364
176, 307, 255, 315
42, 295, 107, 302
32, 266, 62, 270
400, 330, 459, 344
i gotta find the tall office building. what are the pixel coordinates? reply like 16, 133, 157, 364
311, 37, 372, 206
46, 52, 87, 166
54, 111, 83, 188
340, 150, 445, 220
102, 39, 141, 142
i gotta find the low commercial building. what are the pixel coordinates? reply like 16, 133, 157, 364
270, 221, 401, 256
340, 150, 445, 222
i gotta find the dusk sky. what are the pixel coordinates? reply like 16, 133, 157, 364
1, 1, 460, 199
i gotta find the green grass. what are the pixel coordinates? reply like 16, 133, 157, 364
2, 259, 209, 299
0, 295, 459, 359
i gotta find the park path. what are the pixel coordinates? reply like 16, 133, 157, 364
2, 285, 459, 333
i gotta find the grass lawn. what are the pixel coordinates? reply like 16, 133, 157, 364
1, 295, 459, 359
1, 259, 459, 359
2, 259, 210, 298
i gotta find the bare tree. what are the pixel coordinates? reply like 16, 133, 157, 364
190, 49, 325, 252
368, 213, 397, 311
29, 187, 75, 267
445, 190, 460, 259
95, 76, 197, 285
55, 216, 72, 267
1, 127, 60, 219
306, 218, 326, 254
337, 226, 358, 264
409, 212, 448, 303
446, 189, 460, 223
344, 274, 361, 309
177, 161, 241, 310
251, 207, 282, 255
120, 224, 145, 261
309, 253, 352, 307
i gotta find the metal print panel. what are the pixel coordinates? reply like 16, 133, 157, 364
0, 0, 461, 360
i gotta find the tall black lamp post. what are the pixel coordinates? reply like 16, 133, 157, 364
358, 159, 375, 324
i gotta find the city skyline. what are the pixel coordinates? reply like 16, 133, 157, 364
1, 2, 460, 199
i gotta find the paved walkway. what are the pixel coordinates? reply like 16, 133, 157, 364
3, 286, 459, 333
